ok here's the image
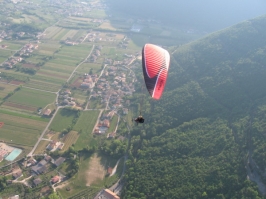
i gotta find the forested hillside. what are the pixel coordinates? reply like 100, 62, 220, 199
123, 15, 266, 199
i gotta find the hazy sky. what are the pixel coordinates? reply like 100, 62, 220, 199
108, 0, 266, 31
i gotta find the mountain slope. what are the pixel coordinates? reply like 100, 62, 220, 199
123, 15, 266, 199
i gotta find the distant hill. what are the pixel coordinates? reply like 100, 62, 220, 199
106, 0, 266, 32
122, 15, 266, 199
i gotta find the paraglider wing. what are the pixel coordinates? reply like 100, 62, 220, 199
142, 44, 170, 100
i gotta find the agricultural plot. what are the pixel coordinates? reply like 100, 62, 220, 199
42, 62, 74, 74
71, 30, 87, 41
36, 42, 61, 56
71, 90, 87, 105
49, 108, 78, 132
87, 9, 107, 18
76, 62, 102, 74
36, 68, 69, 82
73, 110, 100, 150
0, 40, 26, 50
0, 112, 47, 146
55, 44, 92, 61
57, 152, 100, 198
61, 131, 79, 151
4, 87, 56, 112
0, 69, 31, 80
31, 73, 66, 86
58, 18, 94, 30
25, 79, 61, 92
108, 114, 118, 133
99, 22, 117, 31
34, 140, 50, 154
68, 16, 92, 23
51, 28, 70, 41
24, 54, 48, 64
43, 26, 63, 40
87, 98, 105, 110
61, 29, 79, 41
49, 55, 80, 67
0, 49, 15, 63
0, 83, 17, 101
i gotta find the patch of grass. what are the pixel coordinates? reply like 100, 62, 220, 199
0, 108, 49, 122
108, 114, 118, 133
76, 62, 103, 74
74, 110, 100, 151
34, 140, 50, 154
7, 87, 56, 108
0, 83, 17, 101
49, 108, 78, 132
25, 79, 61, 92
57, 152, 97, 198
61, 131, 80, 152
0, 118, 45, 147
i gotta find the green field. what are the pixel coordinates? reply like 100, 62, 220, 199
0, 83, 17, 101
88, 9, 107, 18
25, 79, 61, 92
36, 68, 69, 81
61, 131, 80, 151
57, 152, 101, 198
0, 69, 31, 82
7, 87, 56, 108
0, 112, 47, 146
36, 42, 61, 56
71, 90, 87, 105
56, 44, 92, 60
34, 140, 50, 154
61, 29, 79, 41
52, 28, 70, 40
108, 114, 118, 133
43, 26, 63, 40
42, 62, 74, 74
49, 108, 78, 132
73, 110, 100, 150
0, 40, 26, 50
0, 49, 15, 62
76, 62, 103, 74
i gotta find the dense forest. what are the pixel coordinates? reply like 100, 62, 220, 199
122, 15, 266, 199
106, 0, 266, 32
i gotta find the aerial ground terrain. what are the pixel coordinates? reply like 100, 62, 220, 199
1, 0, 266, 199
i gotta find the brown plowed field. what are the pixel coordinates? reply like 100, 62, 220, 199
38, 71, 68, 79
10, 80, 24, 85
22, 63, 38, 68
3, 101, 37, 111
71, 77, 83, 88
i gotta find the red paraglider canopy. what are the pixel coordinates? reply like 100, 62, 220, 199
142, 43, 170, 100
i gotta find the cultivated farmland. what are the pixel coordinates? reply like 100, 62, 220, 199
0, 83, 17, 101
25, 79, 61, 92
34, 140, 50, 154
0, 49, 14, 63
74, 110, 100, 150
76, 62, 102, 74
0, 111, 47, 146
49, 108, 78, 132
4, 87, 56, 112
62, 131, 79, 151
36, 42, 61, 56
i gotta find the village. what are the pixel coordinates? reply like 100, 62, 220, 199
0, 0, 144, 198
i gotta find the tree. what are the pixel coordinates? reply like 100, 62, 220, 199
48, 192, 60, 199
